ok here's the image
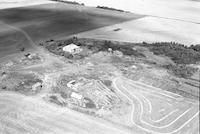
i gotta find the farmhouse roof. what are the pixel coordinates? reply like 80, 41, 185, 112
71, 92, 83, 100
63, 43, 80, 52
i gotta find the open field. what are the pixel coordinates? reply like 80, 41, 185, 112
73, 0, 200, 45
0, 22, 37, 59
0, 0, 54, 10
113, 77, 199, 134
0, 2, 142, 59
76, 0, 200, 23
75, 16, 200, 46
0, 92, 131, 134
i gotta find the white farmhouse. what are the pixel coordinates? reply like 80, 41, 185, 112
63, 43, 82, 54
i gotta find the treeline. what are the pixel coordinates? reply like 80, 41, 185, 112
163, 64, 198, 78
96, 6, 128, 13
142, 42, 200, 78
189, 44, 200, 52
51, 0, 85, 6
142, 42, 200, 64
75, 39, 145, 57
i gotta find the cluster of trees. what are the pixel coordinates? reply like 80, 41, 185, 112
96, 6, 128, 13
51, 0, 85, 6
43, 37, 146, 59
142, 42, 200, 64
189, 44, 200, 52
163, 64, 198, 78
78, 40, 145, 57
142, 42, 200, 78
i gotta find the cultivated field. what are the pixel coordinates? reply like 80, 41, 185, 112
0, 2, 142, 59
73, 0, 200, 45
75, 16, 200, 46
0, 22, 36, 59
113, 77, 199, 134
0, 0, 54, 10
76, 0, 200, 23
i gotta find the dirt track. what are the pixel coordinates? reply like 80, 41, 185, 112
113, 77, 199, 134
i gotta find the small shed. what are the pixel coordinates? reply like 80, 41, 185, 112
63, 44, 82, 54
71, 92, 83, 100
67, 80, 76, 88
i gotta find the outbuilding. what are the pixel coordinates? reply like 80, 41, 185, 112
63, 43, 82, 54
71, 92, 83, 100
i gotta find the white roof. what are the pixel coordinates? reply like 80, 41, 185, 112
71, 92, 83, 100
63, 44, 80, 52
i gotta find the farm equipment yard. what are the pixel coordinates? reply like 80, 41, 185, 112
0, 1, 199, 134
